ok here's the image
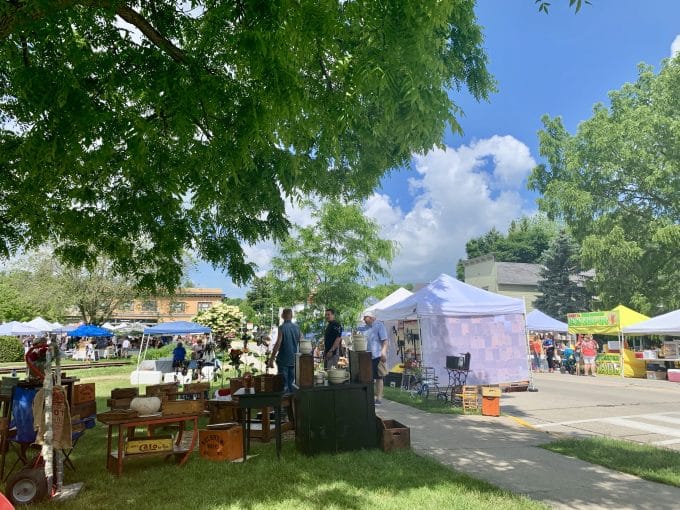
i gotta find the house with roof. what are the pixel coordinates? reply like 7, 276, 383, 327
462, 254, 542, 312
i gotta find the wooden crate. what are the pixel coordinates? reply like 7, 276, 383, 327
162, 399, 204, 415
107, 397, 133, 410
126, 435, 173, 455
208, 400, 238, 424
295, 354, 314, 388
199, 424, 243, 461
349, 350, 373, 384
377, 418, 410, 452
71, 400, 97, 418
73, 383, 96, 404
253, 374, 283, 393
111, 387, 139, 399
146, 383, 178, 398
97, 409, 139, 423
184, 382, 210, 394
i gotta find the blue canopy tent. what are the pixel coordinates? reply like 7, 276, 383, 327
136, 321, 213, 381
67, 325, 113, 337
526, 310, 568, 333
143, 321, 211, 335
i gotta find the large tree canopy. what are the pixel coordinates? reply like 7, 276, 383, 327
529, 60, 680, 313
0, 0, 493, 289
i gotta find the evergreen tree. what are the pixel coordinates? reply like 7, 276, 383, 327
534, 231, 590, 320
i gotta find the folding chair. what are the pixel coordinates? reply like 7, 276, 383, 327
62, 414, 96, 471
4, 386, 40, 481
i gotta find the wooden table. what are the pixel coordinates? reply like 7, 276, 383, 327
234, 388, 284, 461
98, 413, 200, 476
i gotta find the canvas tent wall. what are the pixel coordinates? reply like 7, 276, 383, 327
567, 305, 649, 377
377, 274, 528, 385
362, 287, 413, 373
622, 309, 680, 337
526, 309, 568, 333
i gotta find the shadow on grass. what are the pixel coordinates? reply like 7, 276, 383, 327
542, 437, 680, 488
15, 411, 543, 510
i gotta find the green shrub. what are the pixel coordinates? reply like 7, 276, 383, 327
143, 343, 173, 360
0, 336, 25, 362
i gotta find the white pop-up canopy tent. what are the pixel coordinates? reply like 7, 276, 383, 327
377, 274, 528, 385
26, 317, 60, 333
526, 309, 568, 333
622, 309, 680, 337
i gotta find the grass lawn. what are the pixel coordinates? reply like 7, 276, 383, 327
383, 386, 470, 415
542, 437, 680, 488
6, 366, 546, 510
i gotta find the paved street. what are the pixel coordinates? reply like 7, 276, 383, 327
501, 372, 680, 450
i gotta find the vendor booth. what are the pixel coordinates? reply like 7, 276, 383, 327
622, 309, 680, 382
567, 305, 648, 378
376, 274, 528, 385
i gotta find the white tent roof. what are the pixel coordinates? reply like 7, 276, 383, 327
26, 317, 58, 332
526, 309, 568, 333
622, 309, 680, 336
363, 287, 413, 316
377, 273, 525, 321
0, 321, 43, 336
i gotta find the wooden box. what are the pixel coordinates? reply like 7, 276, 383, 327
208, 400, 239, 424
126, 435, 173, 455
111, 387, 139, 399
229, 378, 244, 395
295, 354, 314, 389
107, 397, 133, 410
184, 382, 210, 395
377, 418, 410, 452
349, 350, 373, 384
71, 400, 97, 418
73, 383, 96, 404
97, 409, 138, 423
481, 386, 501, 397
199, 424, 243, 461
146, 383, 178, 398
253, 374, 283, 393
162, 399, 204, 415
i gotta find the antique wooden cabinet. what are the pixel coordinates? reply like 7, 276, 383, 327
295, 383, 377, 455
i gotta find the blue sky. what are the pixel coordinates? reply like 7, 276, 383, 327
191, 1, 680, 297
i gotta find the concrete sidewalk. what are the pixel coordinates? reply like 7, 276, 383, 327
377, 399, 680, 510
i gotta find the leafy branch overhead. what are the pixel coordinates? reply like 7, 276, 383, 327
0, 1, 494, 290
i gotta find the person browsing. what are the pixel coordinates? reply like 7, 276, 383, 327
172, 341, 187, 370
268, 308, 302, 393
323, 308, 343, 369
363, 311, 388, 405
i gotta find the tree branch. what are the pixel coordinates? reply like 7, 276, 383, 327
114, 5, 189, 65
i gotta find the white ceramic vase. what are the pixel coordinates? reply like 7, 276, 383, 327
352, 333, 367, 351
299, 340, 313, 354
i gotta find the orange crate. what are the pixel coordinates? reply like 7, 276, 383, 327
481, 396, 500, 416
199, 425, 243, 461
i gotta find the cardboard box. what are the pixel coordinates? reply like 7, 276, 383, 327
377, 418, 410, 452
646, 371, 667, 381
126, 435, 173, 455
199, 424, 243, 461
73, 383, 96, 404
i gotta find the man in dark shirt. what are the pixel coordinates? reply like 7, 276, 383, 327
323, 308, 343, 369
172, 341, 187, 370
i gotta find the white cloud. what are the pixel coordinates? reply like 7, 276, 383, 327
671, 35, 680, 57
364, 136, 536, 284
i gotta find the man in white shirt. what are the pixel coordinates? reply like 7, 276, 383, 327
121, 337, 131, 358
363, 311, 388, 405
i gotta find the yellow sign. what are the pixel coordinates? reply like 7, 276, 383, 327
126, 436, 173, 455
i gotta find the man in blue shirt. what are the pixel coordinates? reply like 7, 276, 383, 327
268, 308, 302, 393
172, 341, 187, 370
363, 310, 388, 405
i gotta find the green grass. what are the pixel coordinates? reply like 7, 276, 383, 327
5, 367, 547, 510
542, 437, 680, 487
383, 386, 467, 414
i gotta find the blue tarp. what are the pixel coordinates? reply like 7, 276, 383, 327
143, 321, 211, 335
67, 324, 113, 337
526, 309, 568, 333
